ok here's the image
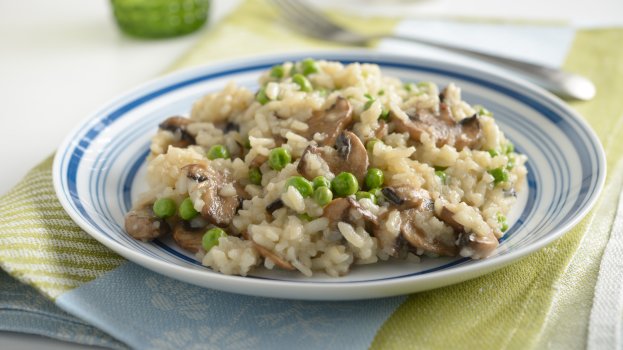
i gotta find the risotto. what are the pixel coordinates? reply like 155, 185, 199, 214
124, 59, 527, 277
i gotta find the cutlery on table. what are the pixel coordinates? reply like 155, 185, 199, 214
269, 0, 596, 101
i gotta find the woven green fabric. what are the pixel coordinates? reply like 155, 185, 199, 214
0, 156, 125, 299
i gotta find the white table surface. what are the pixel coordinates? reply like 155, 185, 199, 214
0, 0, 621, 348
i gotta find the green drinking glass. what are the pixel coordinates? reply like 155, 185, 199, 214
111, 0, 210, 38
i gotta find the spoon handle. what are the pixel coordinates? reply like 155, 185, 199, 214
389, 34, 595, 101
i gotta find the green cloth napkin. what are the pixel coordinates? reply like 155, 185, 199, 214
1, 0, 623, 348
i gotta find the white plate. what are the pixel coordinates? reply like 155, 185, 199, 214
53, 51, 605, 300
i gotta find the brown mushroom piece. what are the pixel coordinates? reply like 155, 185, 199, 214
374, 120, 388, 139
322, 197, 378, 231
381, 186, 433, 211
241, 231, 294, 270
371, 211, 405, 258
376, 186, 457, 256
124, 205, 170, 241
183, 164, 242, 227
303, 96, 353, 145
158, 116, 196, 148
172, 222, 204, 253
297, 131, 369, 184
253, 243, 295, 270
400, 209, 458, 257
249, 154, 268, 168
437, 206, 498, 259
392, 104, 481, 151
329, 131, 369, 183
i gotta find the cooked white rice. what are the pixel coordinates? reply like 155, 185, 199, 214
126, 59, 527, 277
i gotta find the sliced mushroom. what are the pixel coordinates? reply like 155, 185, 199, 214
400, 209, 458, 256
223, 121, 240, 133
183, 164, 242, 227
274, 135, 287, 147
297, 131, 369, 183
322, 197, 378, 231
438, 86, 448, 102
124, 205, 170, 241
371, 211, 404, 258
374, 120, 388, 139
438, 207, 463, 232
326, 131, 369, 183
382, 186, 433, 211
253, 243, 295, 270
297, 145, 333, 180
322, 197, 351, 224
266, 198, 285, 214
454, 114, 481, 151
437, 206, 498, 259
241, 231, 294, 270
375, 186, 457, 256
158, 116, 196, 148
250, 154, 268, 168
172, 222, 204, 253
392, 104, 481, 151
303, 96, 353, 145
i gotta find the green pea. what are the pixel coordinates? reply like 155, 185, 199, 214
364, 168, 384, 189
474, 105, 493, 117
434, 166, 448, 172
370, 188, 384, 201
152, 198, 176, 219
378, 89, 385, 96
298, 213, 313, 222
207, 144, 230, 160
488, 149, 499, 157
292, 73, 312, 92
285, 176, 314, 197
313, 186, 333, 206
249, 167, 262, 185
178, 197, 198, 221
331, 172, 359, 197
497, 213, 509, 232
417, 81, 432, 90
301, 58, 319, 75
366, 138, 380, 153
506, 154, 516, 170
270, 64, 285, 79
435, 170, 447, 184
268, 147, 291, 171
505, 141, 515, 154
256, 87, 270, 105
379, 107, 390, 121
404, 83, 416, 92
312, 176, 330, 189
202, 228, 227, 252
488, 167, 509, 185
356, 191, 377, 204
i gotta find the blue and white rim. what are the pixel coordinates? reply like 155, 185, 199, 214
53, 51, 605, 296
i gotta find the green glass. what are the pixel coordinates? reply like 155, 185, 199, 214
111, 0, 210, 38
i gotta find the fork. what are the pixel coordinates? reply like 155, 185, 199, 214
270, 0, 595, 101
